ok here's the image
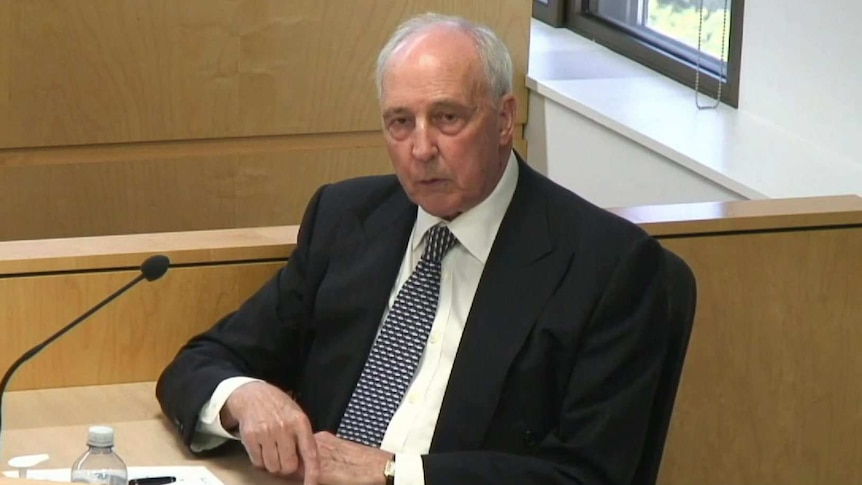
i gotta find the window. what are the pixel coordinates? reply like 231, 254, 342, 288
533, 0, 567, 28
532, 0, 745, 107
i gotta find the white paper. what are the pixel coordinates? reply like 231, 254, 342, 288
2, 465, 224, 485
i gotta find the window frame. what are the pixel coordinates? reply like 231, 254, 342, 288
533, 0, 745, 107
532, 0, 567, 28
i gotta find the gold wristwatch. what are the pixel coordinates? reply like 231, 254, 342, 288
383, 456, 396, 485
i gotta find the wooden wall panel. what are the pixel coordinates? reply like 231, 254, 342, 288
0, 0, 530, 149
656, 228, 862, 484
0, 131, 526, 241
0, 141, 392, 241
0, 262, 284, 391
0, 0, 531, 241
0, 3, 10, 123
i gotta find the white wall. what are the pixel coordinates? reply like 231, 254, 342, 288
527, 92, 744, 208
739, 1, 862, 163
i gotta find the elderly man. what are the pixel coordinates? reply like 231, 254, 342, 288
157, 12, 670, 485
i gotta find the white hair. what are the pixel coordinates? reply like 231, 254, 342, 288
375, 13, 514, 101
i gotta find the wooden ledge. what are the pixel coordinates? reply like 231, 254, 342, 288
3, 195, 861, 276
609, 195, 862, 236
0, 226, 298, 276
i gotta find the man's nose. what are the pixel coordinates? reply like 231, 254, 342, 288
411, 122, 437, 162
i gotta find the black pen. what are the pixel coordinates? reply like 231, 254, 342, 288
128, 476, 177, 485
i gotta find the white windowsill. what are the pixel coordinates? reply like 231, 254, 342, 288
527, 19, 862, 199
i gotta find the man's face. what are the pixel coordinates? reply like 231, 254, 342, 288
379, 29, 516, 220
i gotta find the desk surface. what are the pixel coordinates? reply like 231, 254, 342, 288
1, 383, 289, 485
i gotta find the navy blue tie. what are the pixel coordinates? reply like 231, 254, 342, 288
337, 224, 458, 446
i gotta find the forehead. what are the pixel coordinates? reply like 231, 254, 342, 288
380, 28, 483, 108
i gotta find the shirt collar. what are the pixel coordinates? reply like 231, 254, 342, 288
413, 150, 519, 264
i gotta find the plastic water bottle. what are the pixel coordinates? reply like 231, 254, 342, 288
70, 425, 128, 485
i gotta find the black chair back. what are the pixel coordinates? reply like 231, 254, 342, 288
631, 248, 698, 485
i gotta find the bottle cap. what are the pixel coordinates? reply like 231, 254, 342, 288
87, 425, 115, 447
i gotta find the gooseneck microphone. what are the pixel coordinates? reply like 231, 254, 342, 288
0, 254, 171, 450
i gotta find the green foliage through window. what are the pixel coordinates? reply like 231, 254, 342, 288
647, 0, 730, 61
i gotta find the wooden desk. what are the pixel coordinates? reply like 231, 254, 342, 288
1, 383, 288, 485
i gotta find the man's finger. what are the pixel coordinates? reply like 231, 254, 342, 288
276, 439, 299, 475
260, 436, 282, 474
239, 429, 264, 468
295, 424, 320, 485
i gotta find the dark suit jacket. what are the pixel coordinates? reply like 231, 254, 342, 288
157, 156, 670, 485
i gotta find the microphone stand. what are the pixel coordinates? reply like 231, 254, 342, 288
0, 255, 170, 458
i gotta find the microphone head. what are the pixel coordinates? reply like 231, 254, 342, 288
141, 254, 171, 281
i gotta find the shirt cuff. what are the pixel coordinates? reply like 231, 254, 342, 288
190, 376, 262, 452
394, 453, 424, 485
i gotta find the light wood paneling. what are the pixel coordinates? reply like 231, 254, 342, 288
0, 131, 525, 241
0, 226, 296, 275
0, 3, 10, 124
0, 0, 531, 240
0, 132, 386, 169
655, 225, 862, 483
619, 196, 862, 483
0, 225, 294, 392
0, 262, 283, 391
611, 195, 862, 235
0, 0, 529, 149
0, 143, 392, 241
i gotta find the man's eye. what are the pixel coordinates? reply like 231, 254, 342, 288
386, 117, 412, 139
436, 113, 458, 123
386, 117, 412, 131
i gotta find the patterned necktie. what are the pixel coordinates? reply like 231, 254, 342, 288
336, 224, 458, 447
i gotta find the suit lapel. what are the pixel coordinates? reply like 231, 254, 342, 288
313, 186, 417, 430
431, 162, 571, 451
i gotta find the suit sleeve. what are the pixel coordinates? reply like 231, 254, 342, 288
155, 184, 328, 448
423, 236, 671, 485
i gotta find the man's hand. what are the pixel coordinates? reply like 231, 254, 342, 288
221, 381, 320, 484
312, 432, 393, 485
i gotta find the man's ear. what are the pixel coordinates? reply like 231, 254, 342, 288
498, 94, 517, 143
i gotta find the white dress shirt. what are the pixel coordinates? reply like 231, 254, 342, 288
192, 152, 519, 485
